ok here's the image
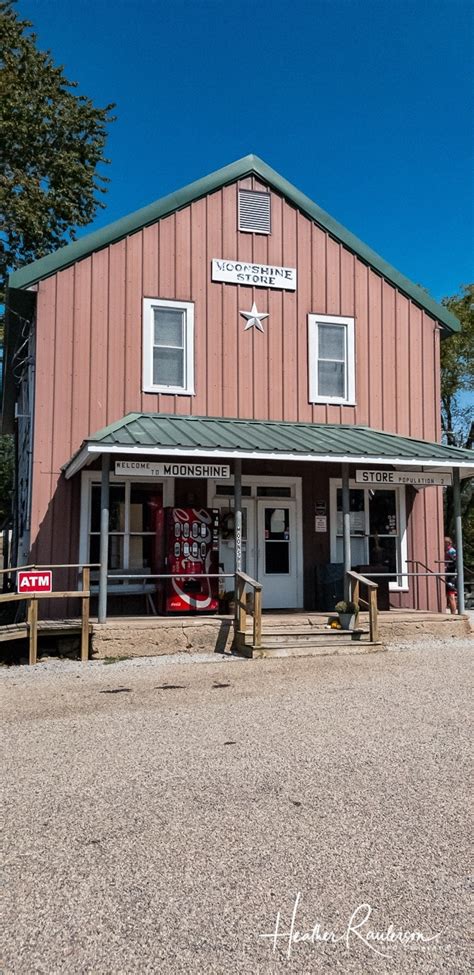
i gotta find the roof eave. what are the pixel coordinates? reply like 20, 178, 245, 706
63, 440, 474, 481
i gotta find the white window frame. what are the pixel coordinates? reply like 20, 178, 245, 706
308, 314, 356, 405
79, 469, 174, 569
142, 297, 195, 395
329, 478, 408, 591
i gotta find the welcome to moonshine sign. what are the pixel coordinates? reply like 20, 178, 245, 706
115, 461, 230, 478
212, 258, 296, 290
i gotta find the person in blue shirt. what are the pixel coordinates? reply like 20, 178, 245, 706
444, 536, 457, 614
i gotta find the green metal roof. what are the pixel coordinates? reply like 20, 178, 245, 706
63, 413, 473, 479
9, 154, 459, 334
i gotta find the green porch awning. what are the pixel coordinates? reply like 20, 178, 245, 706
63, 413, 473, 479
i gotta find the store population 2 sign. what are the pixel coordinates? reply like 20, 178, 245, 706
355, 469, 452, 487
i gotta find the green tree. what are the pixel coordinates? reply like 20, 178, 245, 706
0, 433, 13, 524
0, 0, 114, 532
440, 284, 474, 572
0, 0, 115, 300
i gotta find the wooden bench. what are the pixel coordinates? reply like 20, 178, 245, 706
90, 569, 157, 614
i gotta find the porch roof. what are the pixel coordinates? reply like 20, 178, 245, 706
63, 413, 473, 480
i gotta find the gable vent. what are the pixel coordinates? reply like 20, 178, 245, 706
238, 189, 271, 234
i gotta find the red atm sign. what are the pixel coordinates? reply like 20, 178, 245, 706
17, 571, 52, 594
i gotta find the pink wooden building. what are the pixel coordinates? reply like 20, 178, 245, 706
2, 155, 472, 617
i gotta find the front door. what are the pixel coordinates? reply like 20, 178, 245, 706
211, 479, 303, 610
257, 500, 298, 609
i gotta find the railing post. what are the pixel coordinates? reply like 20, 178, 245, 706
237, 576, 246, 638
28, 598, 38, 665
253, 588, 262, 650
352, 578, 360, 606
369, 587, 378, 642
81, 566, 90, 662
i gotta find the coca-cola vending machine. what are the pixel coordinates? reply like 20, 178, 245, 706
156, 507, 220, 613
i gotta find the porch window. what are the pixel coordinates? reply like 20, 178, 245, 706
330, 480, 407, 590
142, 298, 195, 395
308, 314, 355, 405
88, 482, 163, 570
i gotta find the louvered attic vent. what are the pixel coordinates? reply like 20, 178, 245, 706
238, 190, 271, 234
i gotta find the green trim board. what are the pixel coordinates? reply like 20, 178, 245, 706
9, 154, 459, 334
63, 413, 473, 479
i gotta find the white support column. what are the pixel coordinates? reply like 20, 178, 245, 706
453, 468, 465, 614
342, 463, 351, 601
98, 454, 110, 624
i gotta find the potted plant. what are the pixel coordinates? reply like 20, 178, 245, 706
335, 600, 359, 631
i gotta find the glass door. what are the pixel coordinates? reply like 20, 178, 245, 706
257, 500, 298, 608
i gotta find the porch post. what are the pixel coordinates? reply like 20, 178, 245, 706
234, 458, 242, 575
98, 453, 110, 624
342, 463, 351, 600
453, 467, 465, 614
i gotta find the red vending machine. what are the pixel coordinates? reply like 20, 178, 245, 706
156, 508, 220, 613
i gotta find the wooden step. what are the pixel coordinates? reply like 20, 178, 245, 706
247, 628, 368, 645
249, 641, 381, 659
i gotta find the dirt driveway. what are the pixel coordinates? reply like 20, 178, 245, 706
1, 640, 472, 974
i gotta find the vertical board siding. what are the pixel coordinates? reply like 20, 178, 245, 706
408, 305, 423, 438
267, 192, 284, 420
354, 261, 369, 426
368, 270, 383, 429
108, 240, 127, 420
30, 176, 446, 610
236, 194, 254, 419
395, 293, 410, 436
382, 281, 396, 433
221, 186, 239, 418
89, 249, 109, 434
190, 197, 208, 416
281, 202, 298, 421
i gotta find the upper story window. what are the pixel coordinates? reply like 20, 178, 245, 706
308, 314, 355, 405
238, 189, 271, 234
143, 298, 195, 395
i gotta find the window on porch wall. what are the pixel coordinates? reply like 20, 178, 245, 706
334, 486, 405, 585
88, 483, 163, 570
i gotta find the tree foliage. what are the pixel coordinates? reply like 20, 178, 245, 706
0, 1, 114, 531
440, 283, 474, 447
0, 0, 115, 299
440, 284, 474, 571
0, 433, 14, 524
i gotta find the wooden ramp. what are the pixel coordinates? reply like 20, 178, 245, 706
0, 619, 90, 643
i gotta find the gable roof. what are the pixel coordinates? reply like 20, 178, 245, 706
8, 154, 460, 333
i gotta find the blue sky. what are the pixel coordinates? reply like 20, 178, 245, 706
20, 0, 473, 302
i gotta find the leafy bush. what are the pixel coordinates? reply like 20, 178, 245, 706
335, 600, 359, 615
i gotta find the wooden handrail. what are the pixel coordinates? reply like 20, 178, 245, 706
346, 570, 379, 643
346, 570, 378, 590
235, 570, 262, 591
0, 563, 99, 575
0, 565, 91, 664
235, 570, 263, 653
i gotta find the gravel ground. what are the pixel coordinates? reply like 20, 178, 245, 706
1, 638, 472, 974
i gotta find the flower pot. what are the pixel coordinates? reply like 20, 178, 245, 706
338, 612, 357, 631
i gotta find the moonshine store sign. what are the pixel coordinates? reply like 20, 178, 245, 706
212, 258, 297, 291
115, 461, 231, 478
356, 469, 452, 487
